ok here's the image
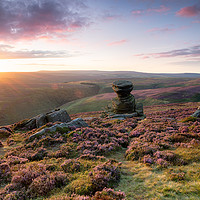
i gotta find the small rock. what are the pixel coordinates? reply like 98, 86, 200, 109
191, 107, 200, 118
136, 103, 144, 116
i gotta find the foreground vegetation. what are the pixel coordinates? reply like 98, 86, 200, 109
0, 102, 200, 199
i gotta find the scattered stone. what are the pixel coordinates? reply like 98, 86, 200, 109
191, 106, 200, 118
28, 118, 88, 141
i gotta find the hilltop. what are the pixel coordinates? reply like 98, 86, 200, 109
0, 101, 200, 199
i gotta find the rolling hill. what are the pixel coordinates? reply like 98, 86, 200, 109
0, 70, 200, 125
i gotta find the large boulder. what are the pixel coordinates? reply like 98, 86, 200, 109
19, 109, 71, 130
46, 109, 71, 123
28, 118, 88, 141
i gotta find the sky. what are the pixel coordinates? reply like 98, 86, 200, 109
0, 0, 200, 73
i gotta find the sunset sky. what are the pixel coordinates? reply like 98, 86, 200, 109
0, 0, 199, 73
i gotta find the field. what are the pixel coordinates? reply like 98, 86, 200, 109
0, 102, 200, 199
1, 70, 200, 125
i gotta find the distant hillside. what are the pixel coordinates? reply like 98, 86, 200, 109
0, 70, 199, 125
61, 85, 200, 114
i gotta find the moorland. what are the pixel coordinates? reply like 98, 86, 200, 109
0, 70, 200, 199
0, 101, 200, 199
0, 70, 200, 125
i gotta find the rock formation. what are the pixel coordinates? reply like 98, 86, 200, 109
111, 80, 144, 117
15, 109, 71, 130
112, 80, 135, 114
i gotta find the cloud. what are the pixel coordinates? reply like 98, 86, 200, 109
147, 25, 188, 33
135, 45, 200, 59
147, 27, 175, 33
107, 39, 127, 46
0, 44, 70, 59
132, 5, 170, 16
176, 4, 200, 17
147, 5, 170, 13
0, 0, 89, 41
102, 13, 122, 21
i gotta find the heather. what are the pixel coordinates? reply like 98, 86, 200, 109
0, 102, 200, 199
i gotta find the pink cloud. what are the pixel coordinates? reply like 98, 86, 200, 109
176, 5, 200, 17
134, 45, 200, 59
0, 44, 70, 59
132, 10, 143, 15
108, 39, 127, 46
147, 5, 170, 13
193, 20, 200, 23
147, 27, 175, 33
0, 0, 89, 41
132, 5, 170, 16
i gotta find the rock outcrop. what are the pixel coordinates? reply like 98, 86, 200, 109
191, 106, 200, 118
28, 118, 88, 141
112, 80, 135, 114
111, 80, 144, 117
19, 109, 71, 130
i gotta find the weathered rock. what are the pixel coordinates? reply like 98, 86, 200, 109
110, 113, 138, 120
22, 109, 71, 130
28, 118, 88, 141
24, 118, 37, 130
35, 114, 48, 128
191, 107, 200, 118
46, 109, 71, 123
112, 80, 136, 114
136, 103, 144, 116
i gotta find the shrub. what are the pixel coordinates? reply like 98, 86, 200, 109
92, 188, 126, 200
89, 160, 120, 193
11, 164, 46, 189
61, 159, 82, 173
0, 129, 11, 138
64, 174, 93, 196
26, 174, 56, 198
0, 163, 11, 182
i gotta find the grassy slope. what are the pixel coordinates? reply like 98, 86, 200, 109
61, 84, 200, 114
0, 102, 200, 200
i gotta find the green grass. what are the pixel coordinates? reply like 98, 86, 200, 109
60, 96, 110, 114
108, 148, 200, 200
